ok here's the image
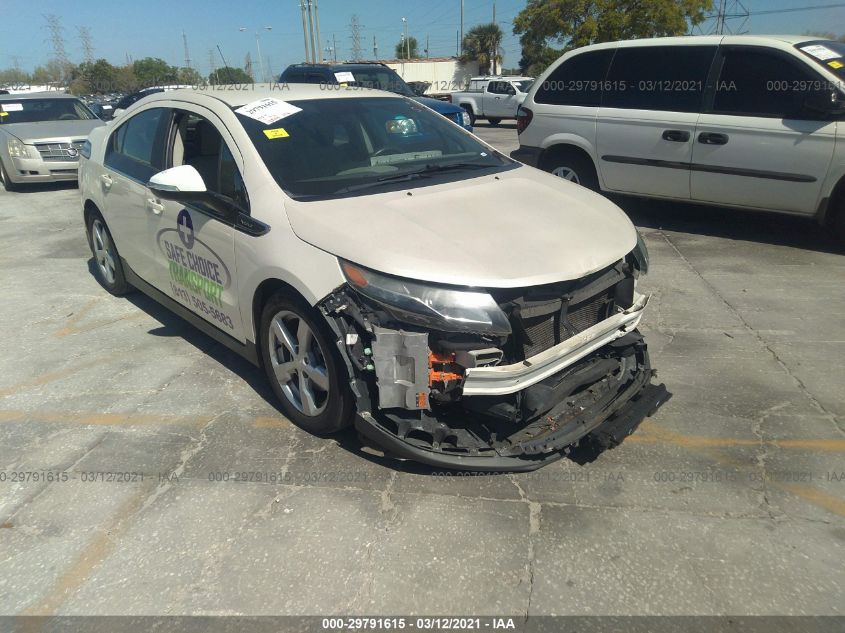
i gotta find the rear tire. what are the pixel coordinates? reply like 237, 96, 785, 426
260, 291, 355, 435
830, 201, 845, 249
0, 160, 18, 192
487, 118, 502, 126
86, 212, 131, 295
542, 149, 600, 192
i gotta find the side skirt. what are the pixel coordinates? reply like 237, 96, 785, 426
123, 259, 260, 367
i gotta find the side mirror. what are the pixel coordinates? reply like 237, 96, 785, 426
802, 90, 845, 116
148, 165, 235, 217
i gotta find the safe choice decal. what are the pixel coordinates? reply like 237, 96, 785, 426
156, 209, 235, 330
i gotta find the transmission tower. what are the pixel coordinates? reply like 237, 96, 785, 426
44, 14, 69, 66
245, 52, 254, 80
78, 26, 94, 64
349, 15, 363, 61
182, 30, 192, 69
700, 0, 750, 35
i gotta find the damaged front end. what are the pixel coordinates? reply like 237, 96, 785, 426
319, 255, 667, 471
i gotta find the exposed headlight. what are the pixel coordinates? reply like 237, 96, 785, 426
7, 138, 32, 158
630, 231, 650, 276
461, 111, 472, 127
341, 260, 511, 336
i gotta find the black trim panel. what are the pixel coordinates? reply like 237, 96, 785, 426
601, 155, 817, 183
123, 259, 260, 366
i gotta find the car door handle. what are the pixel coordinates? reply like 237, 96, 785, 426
100, 174, 113, 190
698, 132, 729, 145
662, 130, 690, 142
146, 198, 164, 215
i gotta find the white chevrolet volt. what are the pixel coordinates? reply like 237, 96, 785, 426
78, 84, 664, 471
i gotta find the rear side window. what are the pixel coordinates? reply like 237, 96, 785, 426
534, 50, 614, 106
711, 48, 824, 118
603, 46, 716, 112
105, 107, 168, 181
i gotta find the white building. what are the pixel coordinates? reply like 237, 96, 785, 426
382, 57, 480, 96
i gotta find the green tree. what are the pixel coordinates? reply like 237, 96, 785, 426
76, 59, 120, 94
132, 57, 178, 87
395, 36, 418, 59
208, 66, 253, 84
461, 23, 504, 74
514, 0, 713, 76
177, 66, 204, 86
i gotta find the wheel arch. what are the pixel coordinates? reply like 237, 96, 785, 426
821, 173, 845, 227
250, 277, 313, 354
539, 142, 602, 188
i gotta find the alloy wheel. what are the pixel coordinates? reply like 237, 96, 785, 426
91, 219, 116, 285
268, 310, 330, 416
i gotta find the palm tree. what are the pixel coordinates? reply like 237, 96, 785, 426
461, 23, 504, 75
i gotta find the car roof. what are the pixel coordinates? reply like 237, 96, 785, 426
0, 91, 78, 101
592, 34, 823, 50
141, 82, 402, 109
284, 62, 389, 71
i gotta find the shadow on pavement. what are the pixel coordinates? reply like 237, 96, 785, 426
616, 195, 843, 255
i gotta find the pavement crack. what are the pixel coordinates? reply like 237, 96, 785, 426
378, 471, 400, 530
510, 476, 541, 621
658, 230, 845, 438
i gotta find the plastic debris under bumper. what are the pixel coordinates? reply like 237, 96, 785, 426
355, 378, 669, 472
462, 293, 649, 397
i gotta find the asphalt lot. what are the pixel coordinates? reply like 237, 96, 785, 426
0, 121, 844, 617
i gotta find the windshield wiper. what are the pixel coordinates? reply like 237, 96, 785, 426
413, 162, 494, 174
333, 171, 427, 194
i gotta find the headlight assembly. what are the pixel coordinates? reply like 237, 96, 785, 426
630, 231, 650, 276
7, 138, 31, 158
341, 260, 511, 336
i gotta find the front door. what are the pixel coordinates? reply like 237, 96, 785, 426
691, 46, 837, 214
152, 108, 247, 342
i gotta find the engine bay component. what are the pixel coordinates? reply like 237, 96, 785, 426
371, 326, 430, 410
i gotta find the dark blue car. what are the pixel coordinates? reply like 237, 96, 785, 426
279, 63, 473, 132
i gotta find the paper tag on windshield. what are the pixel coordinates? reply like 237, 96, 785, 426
800, 45, 842, 61
334, 71, 355, 83
0, 103, 23, 112
235, 98, 301, 125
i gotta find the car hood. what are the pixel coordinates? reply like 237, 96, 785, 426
413, 96, 462, 114
1, 120, 104, 143
284, 166, 637, 288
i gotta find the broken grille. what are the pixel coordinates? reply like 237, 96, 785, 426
34, 140, 86, 162
520, 290, 615, 359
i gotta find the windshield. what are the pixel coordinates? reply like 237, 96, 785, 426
0, 98, 97, 124
236, 96, 512, 199
513, 80, 534, 93
796, 41, 845, 83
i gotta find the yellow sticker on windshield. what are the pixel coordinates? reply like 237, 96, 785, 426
0, 112, 7, 117
263, 128, 289, 139
829, 60, 844, 69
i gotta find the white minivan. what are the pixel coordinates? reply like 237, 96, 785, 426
512, 36, 845, 242
78, 85, 666, 471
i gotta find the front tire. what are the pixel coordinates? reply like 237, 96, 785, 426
260, 292, 355, 435
0, 160, 18, 192
87, 213, 131, 295
461, 105, 476, 126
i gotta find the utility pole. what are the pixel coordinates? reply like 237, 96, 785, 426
401, 17, 409, 59
78, 26, 94, 64
300, 0, 311, 62
373, 35, 378, 59
208, 49, 216, 77
181, 30, 192, 70
349, 15, 363, 62
306, 1, 317, 64
493, 0, 496, 24
333, 33, 338, 62
314, 0, 323, 63
460, 0, 464, 55
245, 52, 253, 81
426, 34, 429, 59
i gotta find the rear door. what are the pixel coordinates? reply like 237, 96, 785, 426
596, 44, 717, 199
151, 106, 247, 341
691, 45, 837, 213
100, 107, 170, 283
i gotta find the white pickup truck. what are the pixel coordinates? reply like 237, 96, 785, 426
449, 76, 534, 126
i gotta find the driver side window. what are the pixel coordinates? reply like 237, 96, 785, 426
170, 111, 248, 212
